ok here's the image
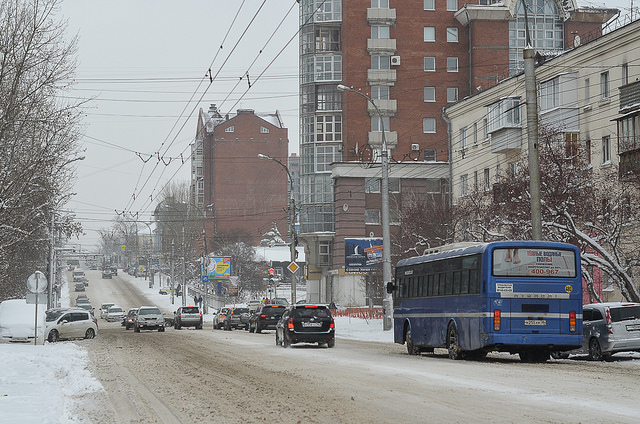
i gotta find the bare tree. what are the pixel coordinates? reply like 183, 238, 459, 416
0, 0, 82, 299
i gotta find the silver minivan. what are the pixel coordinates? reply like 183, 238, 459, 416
557, 302, 640, 360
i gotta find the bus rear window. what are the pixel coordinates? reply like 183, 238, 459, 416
492, 248, 576, 277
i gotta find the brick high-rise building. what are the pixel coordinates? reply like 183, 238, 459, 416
298, 0, 615, 306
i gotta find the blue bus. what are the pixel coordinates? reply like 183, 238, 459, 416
389, 241, 582, 362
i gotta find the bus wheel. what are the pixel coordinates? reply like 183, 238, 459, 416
447, 323, 463, 360
405, 327, 419, 355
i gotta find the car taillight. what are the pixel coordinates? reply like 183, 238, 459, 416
330, 317, 335, 329
605, 307, 613, 333
260, 314, 267, 318
569, 310, 576, 332
494, 309, 501, 331
199, 314, 202, 318
287, 318, 294, 329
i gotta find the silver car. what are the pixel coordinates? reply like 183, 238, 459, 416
558, 302, 640, 360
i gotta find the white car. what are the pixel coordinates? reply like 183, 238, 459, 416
99, 303, 115, 319
45, 308, 98, 342
105, 305, 125, 322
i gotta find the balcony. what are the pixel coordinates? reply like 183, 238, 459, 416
619, 150, 640, 180
367, 99, 397, 116
367, 69, 396, 86
368, 131, 398, 150
367, 38, 396, 55
619, 80, 640, 113
490, 127, 522, 154
366, 8, 396, 25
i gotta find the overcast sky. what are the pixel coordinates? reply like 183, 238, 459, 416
58, 0, 634, 250
59, 0, 299, 249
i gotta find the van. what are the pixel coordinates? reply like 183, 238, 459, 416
72, 269, 85, 282
555, 302, 640, 360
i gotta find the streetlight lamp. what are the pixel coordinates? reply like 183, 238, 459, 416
258, 153, 297, 305
337, 84, 393, 331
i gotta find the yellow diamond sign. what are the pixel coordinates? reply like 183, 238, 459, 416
287, 262, 299, 274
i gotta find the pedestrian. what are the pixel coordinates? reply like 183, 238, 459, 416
194, 295, 198, 306
198, 295, 203, 309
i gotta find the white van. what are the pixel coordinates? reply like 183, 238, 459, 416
0, 299, 46, 344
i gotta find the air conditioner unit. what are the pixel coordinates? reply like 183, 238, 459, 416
391, 55, 401, 66
411, 143, 420, 151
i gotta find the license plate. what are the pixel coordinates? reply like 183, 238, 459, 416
524, 320, 547, 326
302, 322, 322, 327
626, 324, 640, 331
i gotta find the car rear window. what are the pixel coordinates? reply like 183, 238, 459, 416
232, 308, 249, 314
139, 308, 161, 315
263, 306, 285, 315
182, 307, 199, 313
610, 306, 640, 322
292, 307, 331, 318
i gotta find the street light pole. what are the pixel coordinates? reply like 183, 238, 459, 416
258, 153, 297, 305
337, 84, 393, 331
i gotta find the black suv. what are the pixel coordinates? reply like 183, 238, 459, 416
223, 307, 250, 331
249, 304, 286, 333
173, 306, 203, 330
276, 305, 335, 348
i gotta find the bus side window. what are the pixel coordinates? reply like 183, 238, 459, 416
410, 277, 418, 298
469, 269, 479, 294
417, 276, 424, 297
444, 272, 453, 295
426, 274, 433, 297
460, 270, 470, 294
453, 271, 461, 294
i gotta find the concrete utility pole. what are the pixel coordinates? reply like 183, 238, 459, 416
171, 239, 175, 305
258, 153, 297, 305
522, 0, 543, 240
337, 84, 393, 331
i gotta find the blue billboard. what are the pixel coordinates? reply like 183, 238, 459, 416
345, 238, 383, 273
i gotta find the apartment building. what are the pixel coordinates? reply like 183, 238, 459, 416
299, 0, 614, 306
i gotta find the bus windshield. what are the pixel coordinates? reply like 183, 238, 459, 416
492, 248, 576, 278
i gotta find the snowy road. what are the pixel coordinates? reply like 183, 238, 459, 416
71, 271, 640, 423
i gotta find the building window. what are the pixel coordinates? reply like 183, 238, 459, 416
424, 27, 435, 42
371, 25, 390, 39
318, 242, 331, 265
371, 86, 389, 100
618, 113, 639, 153
509, 161, 519, 176
315, 55, 342, 81
483, 168, 490, 191
460, 127, 468, 149
426, 178, 441, 193
423, 149, 436, 162
540, 77, 559, 111
313, 0, 342, 22
447, 57, 458, 72
447, 0, 457, 11
460, 174, 468, 196
424, 57, 435, 72
225, 126, 234, 132
390, 209, 401, 225
389, 178, 400, 193
372, 55, 391, 70
622, 63, 629, 85
423, 118, 436, 133
316, 145, 341, 172
600, 71, 610, 99
316, 114, 342, 142
365, 209, 381, 225
473, 123, 478, 145
602, 135, 611, 164
424, 0, 435, 10
447, 87, 458, 103
316, 85, 342, 111
447, 27, 458, 42
371, 116, 390, 132
260, 126, 270, 134
316, 27, 340, 52
586, 139, 592, 164
365, 178, 380, 193
584, 78, 590, 107
371, 0, 389, 7
424, 86, 436, 102
487, 97, 520, 132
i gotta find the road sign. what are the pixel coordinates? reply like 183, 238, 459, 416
287, 262, 299, 274
27, 271, 48, 293
201, 275, 209, 283
26, 293, 47, 304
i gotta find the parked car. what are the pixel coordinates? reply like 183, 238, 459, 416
101, 269, 112, 279
0, 299, 45, 344
45, 307, 98, 342
553, 302, 640, 361
173, 306, 203, 330
99, 303, 115, 319
74, 282, 85, 292
213, 307, 230, 329
223, 307, 250, 331
276, 304, 335, 348
133, 306, 165, 332
123, 308, 138, 329
105, 305, 125, 322
249, 304, 286, 333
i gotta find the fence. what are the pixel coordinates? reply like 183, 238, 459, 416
330, 306, 383, 320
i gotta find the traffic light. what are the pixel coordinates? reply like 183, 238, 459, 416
268, 268, 275, 284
